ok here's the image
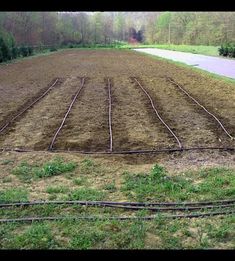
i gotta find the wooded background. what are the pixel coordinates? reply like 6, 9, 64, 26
0, 12, 234, 47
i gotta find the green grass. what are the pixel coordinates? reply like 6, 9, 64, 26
73, 177, 87, 186
0, 188, 28, 202
102, 182, 117, 193
128, 44, 220, 57
46, 186, 70, 194
1, 164, 234, 249
2, 177, 13, 183
12, 157, 77, 182
1, 159, 14, 165
0, 215, 233, 249
3, 223, 58, 249
121, 164, 235, 202
79, 158, 102, 176
68, 188, 106, 201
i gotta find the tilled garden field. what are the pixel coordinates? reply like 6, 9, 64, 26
0, 50, 234, 155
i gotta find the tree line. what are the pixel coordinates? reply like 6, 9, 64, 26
0, 12, 234, 62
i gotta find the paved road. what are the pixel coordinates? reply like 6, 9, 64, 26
134, 48, 235, 79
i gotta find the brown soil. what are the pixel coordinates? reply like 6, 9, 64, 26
0, 49, 234, 165
53, 77, 109, 151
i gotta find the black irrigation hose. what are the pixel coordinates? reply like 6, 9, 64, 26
0, 146, 234, 154
0, 78, 59, 133
81, 203, 235, 212
132, 77, 183, 149
107, 78, 113, 152
166, 77, 234, 140
48, 77, 86, 150
0, 210, 234, 223
0, 199, 234, 208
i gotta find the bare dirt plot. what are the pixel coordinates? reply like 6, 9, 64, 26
0, 77, 82, 150
52, 77, 110, 152
112, 76, 176, 151
0, 49, 234, 158
0, 50, 95, 127
135, 76, 234, 148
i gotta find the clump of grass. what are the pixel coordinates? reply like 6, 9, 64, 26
12, 157, 77, 181
121, 164, 188, 201
187, 167, 235, 200
4, 223, 58, 249
34, 158, 77, 178
46, 186, 69, 194
0, 188, 28, 202
102, 181, 117, 193
69, 230, 105, 249
68, 188, 106, 201
73, 177, 87, 186
12, 161, 32, 182
2, 176, 13, 183
1, 159, 14, 165
79, 158, 101, 175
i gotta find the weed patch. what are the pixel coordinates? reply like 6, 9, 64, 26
73, 177, 87, 186
121, 164, 189, 201
12, 158, 77, 182
121, 165, 235, 201
1, 159, 14, 165
0, 188, 28, 202
46, 186, 69, 194
102, 182, 117, 193
4, 223, 58, 249
79, 158, 101, 176
68, 188, 106, 201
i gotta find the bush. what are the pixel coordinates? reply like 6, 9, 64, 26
0, 48, 3, 63
0, 31, 19, 63
0, 37, 11, 62
11, 46, 19, 59
50, 47, 57, 52
27, 46, 33, 56
19, 45, 29, 57
219, 43, 235, 58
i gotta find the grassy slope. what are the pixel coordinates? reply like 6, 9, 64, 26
0, 157, 234, 249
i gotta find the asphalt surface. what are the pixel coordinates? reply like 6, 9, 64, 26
134, 48, 235, 79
